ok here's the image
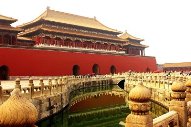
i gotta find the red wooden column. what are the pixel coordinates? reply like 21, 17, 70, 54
40, 36, 43, 44
92, 42, 95, 49
95, 43, 98, 49
106, 44, 109, 50
36, 36, 43, 44
51, 38, 54, 45
34, 36, 38, 44
63, 39, 66, 46
100, 43, 103, 50
71, 41, 73, 47
60, 39, 63, 46
97, 43, 99, 49
107, 44, 110, 50
100, 43, 104, 49
90, 42, 93, 48
86, 41, 89, 48
105, 44, 109, 50
116, 45, 119, 51
80, 41, 83, 47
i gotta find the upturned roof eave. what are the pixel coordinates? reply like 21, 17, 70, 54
0, 14, 17, 23
0, 25, 22, 32
17, 8, 121, 34
18, 18, 122, 35
118, 31, 144, 41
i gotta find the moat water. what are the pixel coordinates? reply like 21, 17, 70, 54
36, 101, 167, 127
36, 85, 168, 127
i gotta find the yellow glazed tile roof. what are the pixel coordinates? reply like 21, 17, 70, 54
118, 31, 144, 41
163, 62, 191, 68
122, 40, 148, 48
126, 41, 148, 48
0, 14, 17, 23
18, 8, 121, 33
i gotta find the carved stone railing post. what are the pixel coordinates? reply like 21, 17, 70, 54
49, 78, 52, 95
126, 82, 153, 127
39, 78, 44, 96
154, 75, 157, 87
54, 78, 58, 91
170, 80, 187, 127
186, 79, 191, 101
59, 77, 63, 92
167, 76, 171, 90
15, 78, 21, 90
29, 78, 34, 99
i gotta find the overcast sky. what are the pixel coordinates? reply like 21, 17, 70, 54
0, 0, 190, 64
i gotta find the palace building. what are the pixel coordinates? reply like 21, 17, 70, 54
0, 8, 157, 79
163, 62, 191, 72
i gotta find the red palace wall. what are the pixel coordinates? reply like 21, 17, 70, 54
0, 47, 157, 76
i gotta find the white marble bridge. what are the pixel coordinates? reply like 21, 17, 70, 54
0, 72, 191, 127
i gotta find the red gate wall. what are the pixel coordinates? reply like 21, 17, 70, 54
0, 47, 157, 76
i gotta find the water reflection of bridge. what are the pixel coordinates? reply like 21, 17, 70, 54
0, 72, 191, 127
69, 85, 168, 121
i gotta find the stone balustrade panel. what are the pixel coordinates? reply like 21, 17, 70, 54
153, 111, 179, 127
